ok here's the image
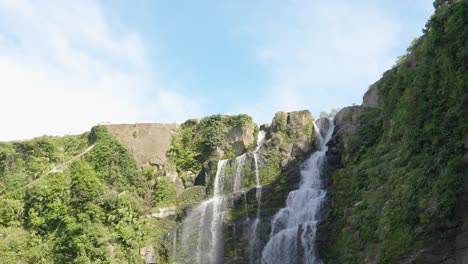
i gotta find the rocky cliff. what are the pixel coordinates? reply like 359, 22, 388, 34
319, 2, 468, 263
170, 110, 318, 264
105, 123, 178, 169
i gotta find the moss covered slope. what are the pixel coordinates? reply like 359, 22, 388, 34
320, 2, 468, 263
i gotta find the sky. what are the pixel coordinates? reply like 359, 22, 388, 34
0, 0, 434, 141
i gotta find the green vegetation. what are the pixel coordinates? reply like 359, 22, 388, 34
272, 110, 316, 146
0, 126, 180, 263
153, 176, 177, 207
167, 114, 257, 174
177, 186, 206, 206
322, 2, 468, 263
2, 2, 465, 263
259, 149, 283, 186
0, 133, 89, 195
86, 126, 137, 189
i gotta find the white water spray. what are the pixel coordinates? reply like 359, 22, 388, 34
261, 119, 334, 264
178, 130, 267, 264
234, 154, 247, 193
248, 130, 267, 263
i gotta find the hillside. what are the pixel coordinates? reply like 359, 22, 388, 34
320, 1, 468, 263
0, 1, 466, 264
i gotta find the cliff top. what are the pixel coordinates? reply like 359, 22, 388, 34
105, 123, 178, 168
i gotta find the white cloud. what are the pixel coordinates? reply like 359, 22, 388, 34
233, 0, 415, 123
0, 0, 199, 141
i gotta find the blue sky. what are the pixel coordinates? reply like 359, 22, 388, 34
0, 0, 434, 141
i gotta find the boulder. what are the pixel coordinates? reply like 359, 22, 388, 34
175, 178, 185, 195
228, 126, 255, 155
140, 246, 158, 264
151, 206, 177, 219
166, 170, 178, 183
182, 171, 197, 188
268, 110, 315, 159
271, 110, 314, 140
215, 147, 225, 159
287, 111, 313, 136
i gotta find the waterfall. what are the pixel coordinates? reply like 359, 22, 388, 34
178, 130, 267, 264
233, 154, 247, 193
172, 229, 177, 262
178, 159, 228, 264
248, 130, 266, 263
261, 119, 334, 264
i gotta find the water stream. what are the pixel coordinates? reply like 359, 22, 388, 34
178, 130, 266, 264
260, 119, 334, 264
248, 130, 266, 263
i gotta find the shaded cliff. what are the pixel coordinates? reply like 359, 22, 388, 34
319, 1, 468, 263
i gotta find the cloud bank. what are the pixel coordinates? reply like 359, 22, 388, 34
0, 0, 199, 141
232, 0, 426, 123
0, 0, 433, 140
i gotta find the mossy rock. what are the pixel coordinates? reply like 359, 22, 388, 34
167, 114, 259, 176
178, 186, 206, 206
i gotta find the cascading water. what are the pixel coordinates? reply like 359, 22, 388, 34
253, 130, 266, 207
261, 119, 334, 264
178, 130, 267, 264
248, 130, 266, 263
179, 159, 229, 264
234, 154, 247, 193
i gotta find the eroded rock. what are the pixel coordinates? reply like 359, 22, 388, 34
105, 123, 178, 168
228, 126, 255, 155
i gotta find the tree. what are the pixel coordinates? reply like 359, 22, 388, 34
433, 0, 457, 9
69, 160, 103, 204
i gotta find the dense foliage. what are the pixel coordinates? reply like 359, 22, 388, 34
0, 127, 178, 263
0, 133, 89, 195
322, 1, 467, 263
167, 114, 258, 174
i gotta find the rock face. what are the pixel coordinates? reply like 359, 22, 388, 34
268, 110, 315, 158
151, 206, 178, 219
215, 110, 318, 263
195, 110, 315, 193
271, 111, 313, 137
456, 226, 468, 264
317, 96, 468, 264
316, 117, 331, 139
222, 158, 304, 263
228, 126, 255, 156
105, 123, 178, 168
327, 106, 370, 164
334, 106, 365, 135
363, 85, 379, 108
